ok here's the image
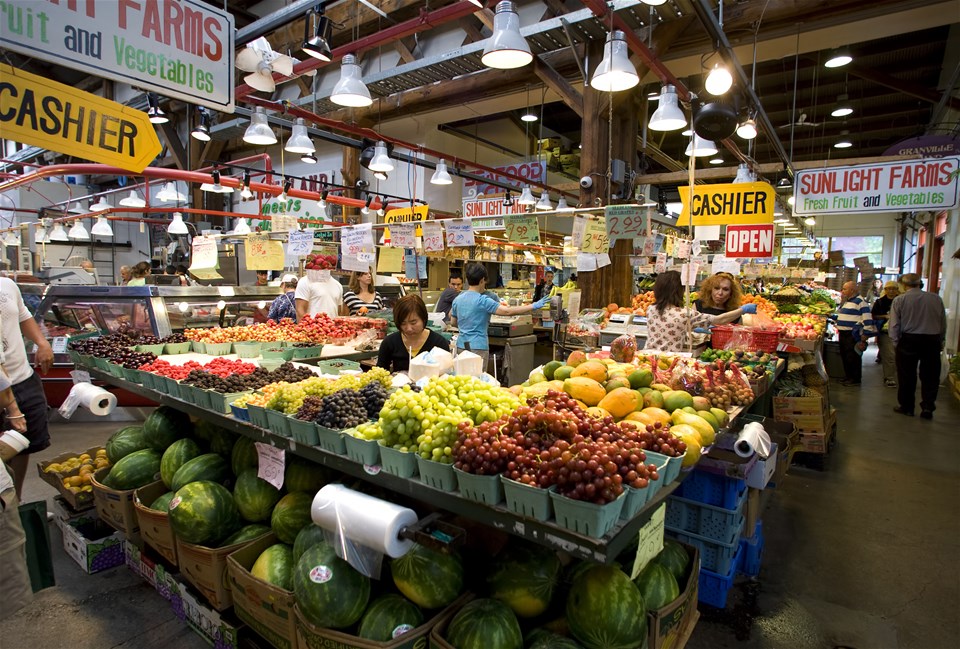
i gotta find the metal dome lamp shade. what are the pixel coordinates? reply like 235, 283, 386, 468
685, 135, 718, 157
535, 192, 553, 210
331, 54, 372, 107
733, 163, 755, 184
285, 118, 316, 155
482, 2, 532, 70
648, 85, 686, 131
68, 220, 90, 240
232, 218, 251, 235
90, 197, 112, 211
51, 223, 70, 242
68, 202, 86, 214
368, 141, 394, 173
35, 226, 51, 244
91, 216, 113, 237
157, 182, 186, 203
831, 93, 853, 118
518, 186, 536, 205
556, 196, 575, 212
167, 212, 189, 235
119, 191, 146, 208
736, 117, 757, 140
243, 107, 277, 145
825, 48, 852, 68
431, 159, 453, 185
590, 30, 639, 92
302, 12, 333, 62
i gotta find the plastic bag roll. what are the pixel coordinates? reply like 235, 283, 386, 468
735, 422, 772, 458
71, 382, 118, 416
311, 484, 418, 558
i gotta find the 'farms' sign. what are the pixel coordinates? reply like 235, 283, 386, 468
0, 63, 161, 172
0, 0, 234, 112
794, 158, 960, 215
676, 182, 775, 226
725, 224, 775, 258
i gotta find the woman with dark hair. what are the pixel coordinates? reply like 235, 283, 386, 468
126, 261, 152, 286
268, 275, 299, 322
377, 295, 450, 372
342, 271, 383, 315
645, 271, 755, 352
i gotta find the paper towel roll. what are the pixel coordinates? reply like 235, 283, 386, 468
735, 422, 772, 458
72, 382, 118, 416
311, 484, 418, 558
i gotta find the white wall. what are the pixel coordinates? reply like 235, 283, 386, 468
809, 212, 899, 268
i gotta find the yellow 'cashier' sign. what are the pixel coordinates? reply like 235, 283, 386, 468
0, 63, 161, 173
676, 181, 775, 226
383, 204, 429, 224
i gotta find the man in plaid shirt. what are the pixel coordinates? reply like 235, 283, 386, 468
834, 281, 877, 386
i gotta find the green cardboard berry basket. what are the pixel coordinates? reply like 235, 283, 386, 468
644, 450, 683, 485
549, 491, 626, 539
208, 390, 253, 415
292, 345, 323, 359
619, 456, 670, 521
232, 342, 261, 359
379, 445, 419, 478
454, 468, 504, 505
121, 367, 142, 383
261, 347, 294, 361
501, 476, 553, 521
164, 342, 192, 355
205, 342, 233, 356
343, 434, 381, 466
316, 426, 347, 455
417, 456, 456, 491
247, 404, 270, 429
265, 408, 292, 437
191, 341, 206, 354
136, 343, 166, 356
289, 417, 320, 445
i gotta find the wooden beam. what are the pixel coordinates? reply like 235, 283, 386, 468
461, 19, 485, 43
394, 38, 418, 64
474, 8, 495, 30
533, 58, 583, 117
158, 121, 188, 171
832, 61, 960, 111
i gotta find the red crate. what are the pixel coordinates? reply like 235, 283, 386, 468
711, 326, 780, 353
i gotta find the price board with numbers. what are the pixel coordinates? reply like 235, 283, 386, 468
445, 219, 475, 247
504, 214, 540, 243
245, 234, 286, 270
580, 217, 609, 253
604, 205, 647, 242
421, 222, 444, 252
389, 223, 416, 248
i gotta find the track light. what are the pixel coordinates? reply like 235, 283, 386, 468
736, 117, 757, 140
232, 218, 251, 235
119, 191, 146, 208
648, 85, 687, 131
373, 170, 388, 181
317, 190, 329, 217
68, 202, 86, 214
146, 93, 167, 124
431, 159, 453, 185
301, 152, 317, 164
91, 216, 113, 237
191, 108, 211, 141
50, 223, 69, 241
285, 118, 316, 155
240, 171, 254, 199
705, 62, 733, 95
481, 1, 532, 70
556, 196, 575, 212
243, 106, 277, 145
503, 191, 515, 207
590, 30, 639, 92
90, 197, 113, 211
157, 182, 186, 203
331, 54, 372, 107
68, 220, 90, 240
825, 48, 852, 68
279, 177, 293, 201
535, 192, 553, 211
361, 195, 373, 215
377, 197, 386, 217
302, 11, 333, 62
517, 186, 536, 206
368, 141, 393, 173
201, 169, 234, 194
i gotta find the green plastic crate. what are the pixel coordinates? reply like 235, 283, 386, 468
417, 456, 456, 491
550, 491, 626, 539
316, 427, 347, 454
343, 434, 380, 466
379, 445, 418, 478
289, 417, 320, 445
501, 477, 553, 521
266, 408, 292, 437
454, 468, 504, 505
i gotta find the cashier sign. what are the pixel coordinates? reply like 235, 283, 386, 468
676, 182, 775, 226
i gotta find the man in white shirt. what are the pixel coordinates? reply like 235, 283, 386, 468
295, 272, 344, 319
0, 372, 34, 620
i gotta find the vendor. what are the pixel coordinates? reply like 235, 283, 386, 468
646, 271, 756, 352
695, 272, 743, 323
126, 261, 151, 286
450, 263, 550, 371
377, 295, 449, 372
533, 269, 557, 302
342, 271, 383, 315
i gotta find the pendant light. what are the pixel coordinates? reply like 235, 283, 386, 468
736, 117, 757, 140
201, 169, 234, 193
119, 191, 146, 208
68, 202, 86, 214
301, 152, 317, 164
285, 118, 316, 155
825, 48, 852, 68
481, 1, 532, 70
705, 62, 733, 95
157, 182, 186, 203
317, 191, 329, 217
640, 0, 667, 5
368, 141, 394, 173
709, 156, 724, 165
302, 10, 332, 62
648, 85, 687, 131
517, 186, 536, 206
732, 163, 755, 184
191, 108, 211, 141
146, 93, 168, 124
90, 197, 112, 211
35, 226, 51, 244
685, 135, 718, 157
91, 216, 113, 237
831, 93, 853, 117
590, 30, 639, 92
556, 196, 575, 212
168, 212, 189, 235
243, 107, 277, 145
430, 159, 453, 185
360, 195, 373, 215
330, 54, 372, 107
804, 216, 816, 226
535, 192, 553, 211
239, 171, 254, 199
232, 218, 251, 235
834, 130, 853, 149
68, 220, 90, 240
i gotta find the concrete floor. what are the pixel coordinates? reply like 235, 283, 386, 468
1, 348, 957, 649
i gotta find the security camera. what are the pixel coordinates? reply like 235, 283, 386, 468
579, 176, 593, 189
355, 179, 369, 190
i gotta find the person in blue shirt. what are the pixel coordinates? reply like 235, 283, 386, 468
450, 264, 550, 373
267, 275, 299, 322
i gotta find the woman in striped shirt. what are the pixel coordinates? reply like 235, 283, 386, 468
342, 271, 383, 315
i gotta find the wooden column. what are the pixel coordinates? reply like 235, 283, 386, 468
341, 147, 361, 223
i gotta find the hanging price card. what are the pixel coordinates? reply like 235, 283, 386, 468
421, 221, 444, 252
604, 205, 646, 242
576, 253, 598, 272
390, 223, 416, 249
675, 239, 691, 259
572, 215, 588, 248
377, 246, 404, 272
504, 214, 540, 243
190, 235, 218, 270
271, 214, 299, 233
711, 255, 741, 276
245, 234, 286, 270
581, 217, 609, 253
286, 230, 313, 257
255, 442, 285, 490
681, 262, 701, 286
341, 223, 374, 257
655, 252, 667, 273
445, 219, 475, 247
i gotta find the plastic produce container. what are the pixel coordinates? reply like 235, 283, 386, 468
550, 491, 626, 538
455, 469, 504, 505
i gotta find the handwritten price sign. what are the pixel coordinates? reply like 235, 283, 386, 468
245, 234, 286, 270
504, 214, 540, 243
445, 219, 475, 247
390, 223, 416, 249
286, 230, 313, 257
604, 205, 646, 242
580, 217, 609, 253
341, 223, 374, 257
421, 222, 444, 252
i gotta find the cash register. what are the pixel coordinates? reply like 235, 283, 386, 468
600, 313, 648, 348
488, 314, 534, 338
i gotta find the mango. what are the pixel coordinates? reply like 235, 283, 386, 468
651, 383, 672, 392
641, 407, 672, 426
669, 425, 702, 467
637, 387, 652, 396
669, 423, 702, 445
643, 390, 665, 409
625, 411, 657, 426
554, 365, 575, 381
691, 396, 711, 411
682, 406, 698, 415
563, 377, 606, 406
709, 408, 730, 426
663, 390, 695, 412
696, 411, 720, 433
598, 388, 640, 419
628, 369, 654, 389
671, 411, 715, 445
586, 406, 611, 419
604, 377, 631, 393
543, 360, 563, 380
529, 372, 547, 384
566, 350, 588, 367
571, 361, 607, 383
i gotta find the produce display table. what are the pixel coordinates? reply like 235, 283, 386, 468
87, 368, 684, 563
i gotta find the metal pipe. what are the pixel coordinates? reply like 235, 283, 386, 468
196, 153, 274, 183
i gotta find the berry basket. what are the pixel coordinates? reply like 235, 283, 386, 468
190, 341, 206, 354
136, 343, 166, 356
107, 362, 126, 378
550, 491, 626, 538
500, 476, 553, 521
317, 359, 361, 374
247, 404, 270, 429
316, 426, 347, 455
208, 390, 253, 415
455, 468, 504, 505
160, 376, 184, 401
292, 345, 322, 359
265, 408, 292, 437
230, 404, 250, 422
288, 416, 320, 446
164, 341, 192, 355
94, 357, 112, 372
378, 445, 419, 478
232, 342, 261, 359
620, 483, 655, 521
139, 371, 158, 390
343, 433, 381, 466
261, 347, 294, 361
645, 450, 683, 485
205, 342, 233, 356
710, 325, 780, 354
417, 456, 457, 491
121, 367, 142, 383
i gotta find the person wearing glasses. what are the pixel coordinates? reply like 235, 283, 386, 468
645, 271, 756, 353
695, 271, 744, 323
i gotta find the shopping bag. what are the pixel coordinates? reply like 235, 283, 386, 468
18, 500, 56, 592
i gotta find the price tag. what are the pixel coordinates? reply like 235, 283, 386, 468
691, 239, 702, 257
642, 236, 656, 256
711, 255, 741, 276
286, 230, 313, 257
581, 217, 609, 253
596, 253, 612, 269
663, 235, 674, 256
630, 504, 666, 579
255, 442, 285, 490
70, 369, 91, 384
341, 223, 374, 256
655, 252, 667, 273
390, 223, 416, 249
675, 239, 691, 259
576, 253, 598, 272
190, 235, 218, 271
604, 205, 646, 242
377, 246, 404, 273
504, 214, 540, 243
358, 250, 376, 264
444, 219, 475, 247
245, 234, 286, 270
271, 214, 299, 233
52, 336, 68, 354
572, 215, 588, 247
421, 222, 444, 252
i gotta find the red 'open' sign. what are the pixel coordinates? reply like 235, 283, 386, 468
725, 224, 775, 258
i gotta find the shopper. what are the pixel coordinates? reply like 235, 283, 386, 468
118, 265, 132, 285
267, 275, 298, 322
695, 272, 743, 321
295, 270, 343, 319
645, 271, 755, 353
377, 295, 450, 372
533, 269, 557, 302
434, 274, 463, 323
889, 273, 947, 419
0, 277, 53, 498
0, 374, 33, 621
450, 263, 550, 372
342, 271, 383, 315
126, 261, 151, 286
834, 280, 877, 386
871, 281, 900, 387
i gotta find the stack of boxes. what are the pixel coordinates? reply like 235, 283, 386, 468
539, 138, 579, 175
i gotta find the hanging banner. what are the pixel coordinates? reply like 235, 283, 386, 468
604, 205, 646, 242
0, 1, 235, 112
421, 221, 444, 252
245, 234, 285, 270
444, 219, 475, 247
504, 214, 540, 243
462, 160, 546, 198
677, 182, 776, 226
724, 224, 775, 258
0, 64, 162, 172
462, 195, 524, 220
794, 158, 960, 215
580, 217, 609, 254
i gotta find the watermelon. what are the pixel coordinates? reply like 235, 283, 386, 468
390, 543, 463, 609
566, 565, 647, 649
444, 598, 522, 649
293, 524, 328, 562
150, 491, 176, 512
294, 543, 370, 629
251, 543, 295, 591
358, 594, 424, 642
103, 449, 162, 490
203, 422, 237, 457
633, 561, 680, 610
233, 468, 283, 523
527, 630, 584, 649
220, 524, 271, 547
170, 453, 231, 492
168, 480, 240, 546
653, 539, 691, 581
105, 426, 149, 463
160, 438, 202, 488
143, 406, 192, 451
231, 436, 258, 476
487, 541, 561, 617
271, 491, 314, 544
284, 457, 328, 493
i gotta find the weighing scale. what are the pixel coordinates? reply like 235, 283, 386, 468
488, 314, 534, 338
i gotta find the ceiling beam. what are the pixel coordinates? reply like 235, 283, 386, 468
841, 61, 960, 111
534, 58, 583, 117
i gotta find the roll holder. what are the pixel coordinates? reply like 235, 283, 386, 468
397, 513, 465, 554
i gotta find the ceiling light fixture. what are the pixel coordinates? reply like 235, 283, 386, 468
285, 118, 316, 155
431, 159, 453, 185
776, 165, 793, 189
243, 106, 277, 145
709, 156, 724, 165
834, 131, 853, 149
317, 190, 329, 217
68, 202, 86, 214
191, 107, 211, 141
705, 61, 733, 95
232, 218, 251, 235
685, 134, 718, 157
825, 48, 852, 68
119, 191, 146, 208
640, 0, 667, 5
373, 170, 389, 181
368, 141, 394, 173
167, 212, 189, 234
50, 223, 69, 241
556, 196, 575, 212
360, 195, 373, 215
90, 216, 113, 237
648, 85, 687, 131
804, 216, 816, 226
90, 197, 113, 211
146, 93, 168, 124
156, 182, 186, 203
517, 186, 536, 206
302, 10, 332, 62
520, 109, 538, 122
201, 169, 234, 194
240, 171, 254, 199
733, 163, 755, 184
831, 93, 853, 118
481, 1, 532, 70
279, 177, 293, 201
331, 54, 372, 107
736, 117, 757, 140
502, 191, 515, 207
68, 220, 90, 240
301, 152, 317, 164
377, 196, 386, 217
590, 30, 639, 92
787, 195, 795, 206
35, 226, 50, 244
535, 191, 553, 211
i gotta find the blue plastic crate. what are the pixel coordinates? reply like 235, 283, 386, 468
674, 468, 746, 509
664, 488, 747, 542
739, 520, 764, 577
698, 542, 744, 608
666, 514, 743, 574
